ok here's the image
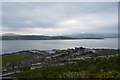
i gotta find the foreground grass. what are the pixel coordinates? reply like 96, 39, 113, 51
10, 56, 120, 79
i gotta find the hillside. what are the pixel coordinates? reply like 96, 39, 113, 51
1, 33, 105, 40
2, 48, 120, 79
64, 33, 118, 38
10, 56, 120, 78
1, 35, 76, 40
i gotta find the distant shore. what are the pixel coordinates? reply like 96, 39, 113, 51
1, 37, 104, 40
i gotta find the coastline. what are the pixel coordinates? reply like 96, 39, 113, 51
1, 47, 119, 55
1, 38, 104, 40
1, 47, 120, 78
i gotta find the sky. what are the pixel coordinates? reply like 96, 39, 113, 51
2, 2, 118, 36
2, 0, 120, 2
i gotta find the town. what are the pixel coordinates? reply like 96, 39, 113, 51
1, 47, 120, 77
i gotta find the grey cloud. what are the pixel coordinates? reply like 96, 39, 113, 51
2, 2, 118, 35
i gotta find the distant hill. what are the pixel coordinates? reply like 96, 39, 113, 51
1, 33, 77, 40
64, 33, 118, 38
1, 33, 118, 40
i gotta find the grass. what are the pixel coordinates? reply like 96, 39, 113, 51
2, 53, 36, 66
83, 49, 120, 57
0, 55, 2, 66
97, 49, 120, 55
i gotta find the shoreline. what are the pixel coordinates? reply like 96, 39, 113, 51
1, 38, 105, 40
2, 47, 119, 55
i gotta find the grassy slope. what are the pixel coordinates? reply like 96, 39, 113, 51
10, 56, 120, 78
0, 56, 2, 66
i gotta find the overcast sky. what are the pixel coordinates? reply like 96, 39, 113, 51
2, 2, 118, 35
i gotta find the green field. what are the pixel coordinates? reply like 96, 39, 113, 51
84, 49, 120, 57
2, 53, 36, 66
